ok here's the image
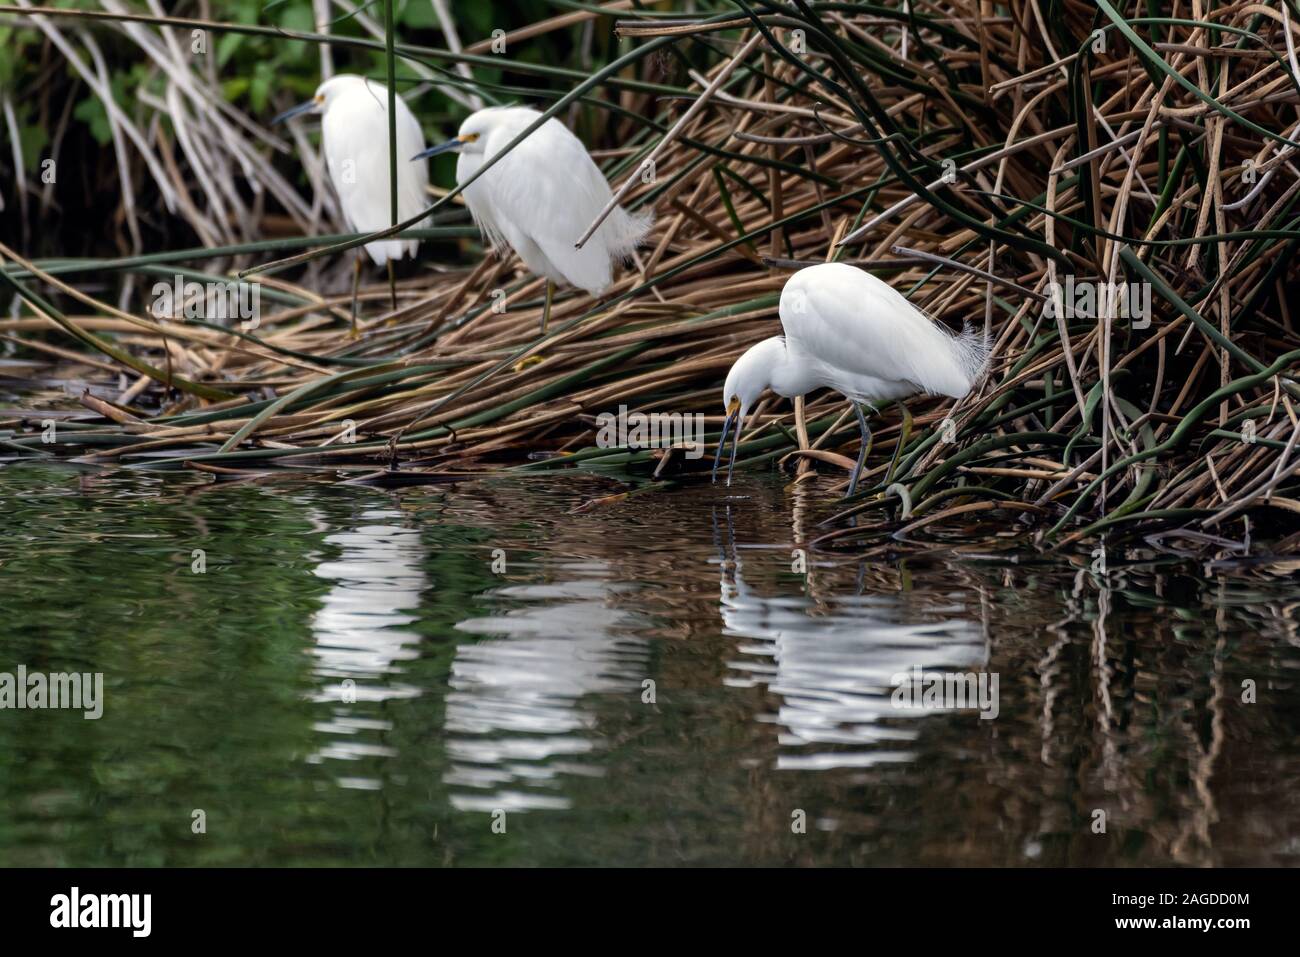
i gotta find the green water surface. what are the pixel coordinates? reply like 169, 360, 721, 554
0, 463, 1297, 866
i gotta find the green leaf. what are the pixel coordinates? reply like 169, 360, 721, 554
216, 31, 243, 68
73, 96, 112, 146
249, 62, 274, 113
19, 123, 50, 172
401, 0, 437, 29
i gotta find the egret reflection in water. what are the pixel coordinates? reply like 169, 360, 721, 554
446, 565, 648, 812
1, 468, 1299, 865
307, 508, 427, 781
714, 508, 989, 770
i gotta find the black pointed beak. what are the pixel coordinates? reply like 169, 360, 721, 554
712, 410, 734, 485
727, 415, 742, 487
713, 404, 741, 486
411, 137, 464, 162
271, 100, 318, 125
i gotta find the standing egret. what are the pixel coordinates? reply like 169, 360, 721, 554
411, 106, 652, 332
273, 75, 431, 332
715, 262, 991, 496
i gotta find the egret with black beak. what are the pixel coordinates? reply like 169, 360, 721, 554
714, 262, 992, 496
274, 75, 431, 333
411, 106, 652, 333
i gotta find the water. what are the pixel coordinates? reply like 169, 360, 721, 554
1, 462, 1298, 866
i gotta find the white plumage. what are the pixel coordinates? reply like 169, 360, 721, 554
449, 106, 652, 295
716, 262, 991, 492
312, 75, 430, 266
776, 262, 990, 403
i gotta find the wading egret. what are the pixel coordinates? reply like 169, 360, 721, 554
274, 74, 431, 330
715, 262, 991, 496
411, 106, 652, 332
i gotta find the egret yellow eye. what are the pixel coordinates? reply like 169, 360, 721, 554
460, 132, 479, 144
727, 397, 740, 415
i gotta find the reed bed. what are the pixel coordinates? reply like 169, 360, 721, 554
2, 1, 1299, 559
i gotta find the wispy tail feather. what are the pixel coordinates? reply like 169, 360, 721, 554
901, 296, 992, 397
953, 322, 993, 391
605, 205, 654, 259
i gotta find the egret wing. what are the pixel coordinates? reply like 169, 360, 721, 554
476, 115, 636, 294
324, 85, 429, 265
780, 263, 986, 399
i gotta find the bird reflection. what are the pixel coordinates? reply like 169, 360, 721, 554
446, 566, 647, 812
715, 507, 988, 770
306, 508, 426, 782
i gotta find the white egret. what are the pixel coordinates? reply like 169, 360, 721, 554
715, 262, 991, 496
274, 74, 431, 331
411, 105, 652, 332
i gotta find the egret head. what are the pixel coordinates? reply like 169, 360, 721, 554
271, 75, 363, 125
409, 111, 491, 162
714, 337, 783, 486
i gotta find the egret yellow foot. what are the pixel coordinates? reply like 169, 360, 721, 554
512, 355, 546, 373
349, 255, 362, 338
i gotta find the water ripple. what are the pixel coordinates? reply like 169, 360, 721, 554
446, 565, 647, 811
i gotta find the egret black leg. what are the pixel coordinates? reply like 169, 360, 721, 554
387, 260, 397, 313
541, 280, 554, 334
349, 254, 362, 337
846, 402, 872, 498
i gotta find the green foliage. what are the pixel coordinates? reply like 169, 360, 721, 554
0, 0, 625, 183
73, 95, 112, 146
16, 123, 49, 171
